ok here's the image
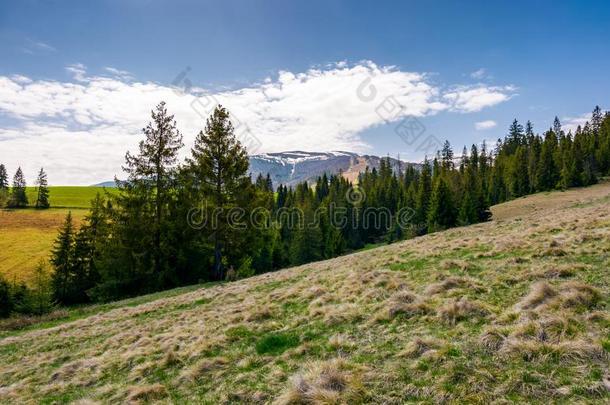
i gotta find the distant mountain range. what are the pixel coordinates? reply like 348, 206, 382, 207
92, 151, 420, 189
249, 151, 419, 188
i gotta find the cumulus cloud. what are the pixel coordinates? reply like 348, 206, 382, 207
475, 120, 497, 130
0, 61, 516, 184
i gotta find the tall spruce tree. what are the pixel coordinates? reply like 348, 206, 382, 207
427, 176, 457, 231
35, 167, 50, 209
0, 164, 8, 190
187, 105, 250, 280
122, 101, 183, 278
0, 164, 8, 207
50, 212, 75, 304
9, 167, 28, 208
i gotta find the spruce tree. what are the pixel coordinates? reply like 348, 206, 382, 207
0, 164, 8, 207
123, 101, 183, 278
427, 176, 457, 231
187, 105, 250, 280
30, 261, 55, 315
0, 164, 8, 190
50, 212, 75, 304
8, 167, 28, 208
535, 130, 558, 190
414, 159, 432, 232
35, 167, 50, 209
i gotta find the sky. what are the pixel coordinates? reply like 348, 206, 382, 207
0, 0, 609, 185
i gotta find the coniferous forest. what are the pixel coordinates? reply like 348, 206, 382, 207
11, 103, 610, 308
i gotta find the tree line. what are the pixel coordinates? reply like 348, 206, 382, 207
0, 165, 50, 208
2, 103, 608, 316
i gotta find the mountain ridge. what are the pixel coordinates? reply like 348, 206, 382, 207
92, 151, 421, 188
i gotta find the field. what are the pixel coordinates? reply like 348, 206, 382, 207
0, 183, 609, 403
0, 187, 116, 284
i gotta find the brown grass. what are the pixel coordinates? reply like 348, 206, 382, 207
436, 297, 489, 324
126, 383, 167, 403
1, 182, 609, 403
274, 358, 366, 405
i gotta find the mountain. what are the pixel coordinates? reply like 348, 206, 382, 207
93, 152, 420, 190
90, 181, 117, 187
3, 182, 609, 403
249, 151, 420, 188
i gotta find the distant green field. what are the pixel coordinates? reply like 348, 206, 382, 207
1, 187, 118, 284
25, 186, 117, 208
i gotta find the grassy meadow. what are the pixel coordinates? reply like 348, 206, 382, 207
0, 183, 608, 403
0, 186, 116, 285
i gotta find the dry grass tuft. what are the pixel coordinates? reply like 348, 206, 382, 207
328, 334, 354, 351
479, 327, 509, 353
424, 276, 475, 295
440, 259, 475, 271
516, 282, 557, 310
558, 281, 602, 309
126, 383, 167, 403
437, 297, 489, 324
245, 307, 274, 322
398, 337, 442, 358
386, 299, 433, 320
322, 304, 362, 326
499, 338, 609, 363
274, 358, 366, 405
542, 265, 576, 279
181, 357, 228, 381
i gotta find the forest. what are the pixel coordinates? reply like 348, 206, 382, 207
1, 103, 609, 316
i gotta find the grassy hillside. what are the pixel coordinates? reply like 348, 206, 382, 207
25, 186, 116, 208
1, 184, 609, 403
0, 187, 117, 284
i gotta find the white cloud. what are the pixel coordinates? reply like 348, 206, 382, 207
103, 67, 133, 80
20, 39, 56, 54
0, 61, 515, 185
443, 85, 516, 113
475, 120, 497, 130
470, 68, 487, 80
561, 113, 591, 133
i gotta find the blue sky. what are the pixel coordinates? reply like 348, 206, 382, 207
0, 0, 609, 184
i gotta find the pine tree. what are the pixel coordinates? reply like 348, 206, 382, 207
427, 176, 456, 231
35, 167, 50, 209
508, 146, 529, 197
123, 101, 183, 278
414, 159, 432, 232
0, 164, 8, 190
536, 130, 559, 190
8, 167, 28, 208
0, 164, 8, 207
29, 261, 54, 315
50, 212, 75, 304
187, 105, 250, 280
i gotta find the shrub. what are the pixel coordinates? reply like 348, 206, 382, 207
237, 256, 255, 279
0, 276, 13, 318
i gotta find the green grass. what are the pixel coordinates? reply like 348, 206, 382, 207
25, 186, 117, 209
1, 187, 118, 284
255, 332, 301, 355
1, 182, 610, 403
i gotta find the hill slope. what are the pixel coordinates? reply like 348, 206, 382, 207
1, 184, 609, 403
1, 187, 117, 284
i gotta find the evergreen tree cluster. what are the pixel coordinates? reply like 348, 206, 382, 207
49, 103, 610, 305
0, 165, 50, 209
